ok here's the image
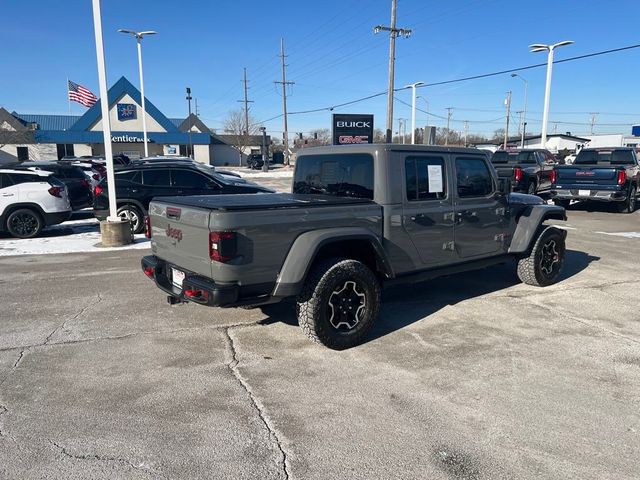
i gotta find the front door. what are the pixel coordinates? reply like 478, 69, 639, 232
402, 154, 456, 268
453, 155, 508, 259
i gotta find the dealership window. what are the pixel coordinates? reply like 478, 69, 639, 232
16, 147, 29, 161
56, 144, 75, 160
405, 156, 446, 201
179, 145, 193, 157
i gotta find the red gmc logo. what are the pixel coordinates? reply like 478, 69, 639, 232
576, 171, 595, 176
339, 135, 369, 144
166, 224, 183, 242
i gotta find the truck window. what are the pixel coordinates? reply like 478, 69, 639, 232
455, 157, 494, 198
293, 153, 374, 199
574, 150, 635, 165
491, 151, 536, 164
405, 156, 446, 201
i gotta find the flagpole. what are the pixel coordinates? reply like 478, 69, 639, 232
67, 78, 71, 115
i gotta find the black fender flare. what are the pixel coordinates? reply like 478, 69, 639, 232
508, 205, 567, 254
272, 227, 392, 298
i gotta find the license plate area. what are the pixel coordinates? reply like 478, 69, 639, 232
171, 267, 185, 288
578, 189, 591, 197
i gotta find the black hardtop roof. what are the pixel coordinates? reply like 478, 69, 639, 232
297, 144, 489, 156
493, 148, 550, 153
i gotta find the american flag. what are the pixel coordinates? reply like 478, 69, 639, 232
68, 80, 98, 108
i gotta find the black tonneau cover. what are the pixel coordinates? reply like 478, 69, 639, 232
156, 193, 374, 211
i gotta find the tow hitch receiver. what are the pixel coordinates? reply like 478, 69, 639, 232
167, 295, 185, 305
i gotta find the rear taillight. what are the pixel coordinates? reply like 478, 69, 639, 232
514, 167, 523, 183
617, 170, 626, 186
209, 231, 237, 263
48, 187, 62, 198
144, 216, 151, 238
94, 185, 103, 196
550, 169, 557, 184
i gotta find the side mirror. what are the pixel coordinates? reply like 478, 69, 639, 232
497, 178, 512, 196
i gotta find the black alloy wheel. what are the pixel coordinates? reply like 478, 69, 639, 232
6, 209, 43, 239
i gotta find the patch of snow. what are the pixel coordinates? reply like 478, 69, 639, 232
595, 231, 640, 239
0, 218, 150, 257
225, 169, 293, 179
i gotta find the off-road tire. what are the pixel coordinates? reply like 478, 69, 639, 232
517, 227, 566, 287
616, 185, 637, 214
296, 258, 381, 350
117, 205, 144, 234
6, 208, 43, 239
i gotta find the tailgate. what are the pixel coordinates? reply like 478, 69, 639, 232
494, 166, 516, 178
149, 199, 212, 278
556, 167, 619, 185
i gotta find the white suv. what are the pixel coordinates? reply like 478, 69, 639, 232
0, 169, 72, 238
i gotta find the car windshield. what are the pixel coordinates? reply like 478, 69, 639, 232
491, 151, 537, 164
574, 150, 635, 165
293, 153, 374, 199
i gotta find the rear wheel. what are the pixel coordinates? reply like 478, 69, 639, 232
296, 258, 380, 350
527, 180, 537, 195
6, 208, 43, 239
116, 205, 144, 234
616, 185, 637, 214
517, 228, 566, 287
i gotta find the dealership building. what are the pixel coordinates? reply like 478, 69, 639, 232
0, 76, 267, 166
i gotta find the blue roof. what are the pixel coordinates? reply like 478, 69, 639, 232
169, 118, 184, 128
14, 113, 81, 131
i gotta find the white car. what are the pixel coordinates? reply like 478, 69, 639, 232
0, 169, 72, 238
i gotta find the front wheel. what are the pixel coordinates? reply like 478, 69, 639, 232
296, 258, 381, 350
517, 228, 566, 287
616, 186, 637, 214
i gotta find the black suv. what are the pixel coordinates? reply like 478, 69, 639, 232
7, 161, 93, 210
93, 162, 273, 233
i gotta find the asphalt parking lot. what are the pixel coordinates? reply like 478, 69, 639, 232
1, 182, 639, 479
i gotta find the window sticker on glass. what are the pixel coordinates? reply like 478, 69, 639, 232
428, 165, 443, 193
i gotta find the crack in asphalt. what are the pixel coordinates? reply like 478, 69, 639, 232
48, 439, 165, 478
223, 327, 291, 480
44, 293, 104, 346
0, 404, 7, 437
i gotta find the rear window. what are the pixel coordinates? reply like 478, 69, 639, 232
293, 153, 374, 199
574, 150, 635, 165
491, 151, 537, 164
116, 170, 142, 184
142, 169, 170, 186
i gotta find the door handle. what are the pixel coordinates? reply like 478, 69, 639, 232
131, 189, 139, 193
2, 193, 14, 197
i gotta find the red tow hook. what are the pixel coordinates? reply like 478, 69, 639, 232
184, 289, 209, 302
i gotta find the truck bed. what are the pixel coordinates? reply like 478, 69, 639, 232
156, 193, 374, 211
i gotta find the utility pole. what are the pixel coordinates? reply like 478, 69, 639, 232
195, 98, 200, 117
374, 0, 412, 143
238, 67, 254, 135
445, 108, 453, 145
186, 87, 193, 158
275, 38, 294, 165
464, 121, 469, 147
504, 91, 512, 150
590, 112, 599, 135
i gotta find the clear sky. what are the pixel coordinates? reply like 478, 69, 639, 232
1, 0, 639, 139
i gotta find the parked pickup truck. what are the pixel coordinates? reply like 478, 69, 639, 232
491, 149, 558, 195
142, 145, 567, 349
550, 147, 640, 213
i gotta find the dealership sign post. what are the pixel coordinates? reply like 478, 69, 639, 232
332, 114, 374, 145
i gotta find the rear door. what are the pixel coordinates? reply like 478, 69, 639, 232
141, 169, 173, 210
0, 173, 16, 217
170, 169, 219, 196
453, 155, 507, 259
402, 154, 456, 268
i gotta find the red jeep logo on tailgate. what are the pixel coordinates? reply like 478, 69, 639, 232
166, 224, 183, 242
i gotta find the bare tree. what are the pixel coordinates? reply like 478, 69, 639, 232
308, 128, 331, 146
223, 109, 260, 165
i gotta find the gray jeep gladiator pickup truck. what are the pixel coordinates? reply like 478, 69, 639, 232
141, 145, 567, 349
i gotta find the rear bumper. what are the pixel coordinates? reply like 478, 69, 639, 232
42, 210, 72, 226
551, 188, 626, 202
94, 208, 108, 221
141, 255, 239, 307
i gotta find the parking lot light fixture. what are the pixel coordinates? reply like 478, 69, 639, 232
530, 40, 574, 149
118, 29, 157, 158
404, 81, 424, 144
511, 73, 528, 148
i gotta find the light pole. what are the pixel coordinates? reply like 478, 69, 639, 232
530, 40, 573, 149
118, 29, 157, 158
511, 73, 528, 148
404, 81, 424, 144
186, 87, 193, 158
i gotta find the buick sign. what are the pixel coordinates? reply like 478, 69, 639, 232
332, 114, 374, 145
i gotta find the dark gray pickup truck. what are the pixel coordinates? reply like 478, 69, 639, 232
551, 147, 640, 213
142, 145, 567, 349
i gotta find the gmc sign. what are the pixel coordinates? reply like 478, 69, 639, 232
332, 114, 374, 145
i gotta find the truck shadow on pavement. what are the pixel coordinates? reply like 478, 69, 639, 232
258, 250, 599, 345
